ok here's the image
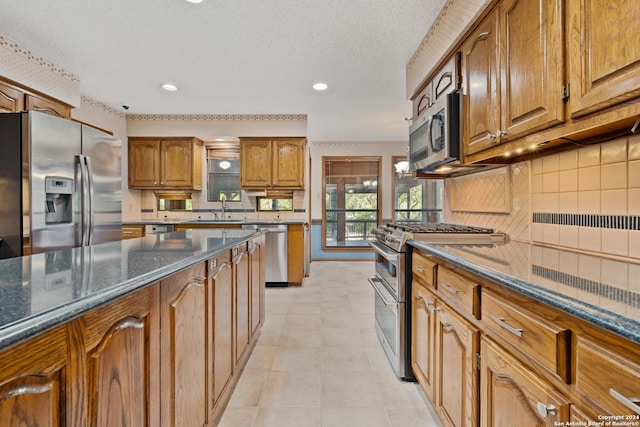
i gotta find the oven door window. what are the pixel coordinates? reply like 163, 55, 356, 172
375, 253, 398, 295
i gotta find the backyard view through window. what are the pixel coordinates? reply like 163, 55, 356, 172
393, 156, 443, 223
323, 157, 381, 249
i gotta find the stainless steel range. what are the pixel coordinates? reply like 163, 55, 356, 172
367, 222, 507, 380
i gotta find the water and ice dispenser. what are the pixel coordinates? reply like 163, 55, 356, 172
45, 177, 73, 224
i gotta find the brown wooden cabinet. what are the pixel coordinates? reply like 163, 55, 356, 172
435, 303, 479, 427
122, 224, 145, 239
287, 223, 305, 286
233, 244, 251, 364
480, 337, 569, 427
128, 137, 203, 190
567, 0, 640, 118
159, 263, 207, 427
411, 282, 438, 402
0, 324, 69, 426
80, 287, 158, 427
240, 137, 305, 189
25, 93, 71, 119
461, 0, 564, 158
0, 80, 25, 113
249, 237, 264, 338
207, 251, 234, 415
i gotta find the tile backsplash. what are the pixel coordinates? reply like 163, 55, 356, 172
444, 135, 639, 261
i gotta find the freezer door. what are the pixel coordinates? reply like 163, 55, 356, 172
81, 125, 122, 245
29, 112, 82, 254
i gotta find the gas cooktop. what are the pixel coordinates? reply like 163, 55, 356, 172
371, 222, 507, 252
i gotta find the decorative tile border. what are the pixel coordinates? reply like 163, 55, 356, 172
533, 213, 640, 231
532, 264, 640, 307
81, 95, 126, 118
127, 114, 307, 121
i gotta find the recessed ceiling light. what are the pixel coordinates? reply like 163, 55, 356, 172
161, 83, 178, 91
313, 82, 328, 91
186, 0, 203, 3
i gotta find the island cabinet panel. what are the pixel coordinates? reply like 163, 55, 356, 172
208, 251, 234, 411
159, 263, 207, 427
79, 287, 157, 427
480, 337, 569, 427
249, 237, 264, 338
567, 0, 640, 118
0, 325, 68, 427
233, 244, 250, 364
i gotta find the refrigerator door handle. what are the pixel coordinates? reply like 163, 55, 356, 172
74, 155, 85, 247
84, 156, 95, 245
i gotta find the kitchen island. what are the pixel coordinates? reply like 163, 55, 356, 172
408, 240, 640, 425
0, 228, 266, 426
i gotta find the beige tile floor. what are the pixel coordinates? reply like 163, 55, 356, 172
218, 261, 442, 427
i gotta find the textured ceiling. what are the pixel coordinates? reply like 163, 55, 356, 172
0, 0, 445, 140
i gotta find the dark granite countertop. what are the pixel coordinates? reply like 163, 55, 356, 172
123, 220, 306, 226
408, 240, 640, 345
0, 228, 266, 352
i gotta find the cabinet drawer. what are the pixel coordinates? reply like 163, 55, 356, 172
412, 251, 437, 288
575, 337, 640, 415
122, 225, 145, 239
437, 267, 480, 319
481, 291, 570, 382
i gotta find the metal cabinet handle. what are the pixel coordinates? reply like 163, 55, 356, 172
496, 129, 507, 138
490, 314, 523, 337
427, 301, 440, 313
610, 388, 640, 414
415, 266, 425, 272
536, 402, 557, 417
440, 283, 459, 295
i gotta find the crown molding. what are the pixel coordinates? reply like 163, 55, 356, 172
127, 114, 307, 121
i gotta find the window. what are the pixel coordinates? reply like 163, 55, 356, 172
207, 144, 241, 202
323, 157, 381, 250
392, 156, 442, 223
258, 198, 293, 211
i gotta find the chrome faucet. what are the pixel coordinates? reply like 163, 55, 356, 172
221, 199, 226, 219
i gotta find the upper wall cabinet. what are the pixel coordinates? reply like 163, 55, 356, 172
0, 80, 25, 113
240, 137, 306, 190
461, 0, 564, 157
0, 78, 72, 118
567, 0, 640, 118
128, 137, 203, 190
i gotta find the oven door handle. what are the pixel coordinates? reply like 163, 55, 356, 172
368, 241, 399, 263
368, 277, 397, 307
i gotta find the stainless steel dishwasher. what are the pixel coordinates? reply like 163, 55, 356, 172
242, 224, 288, 286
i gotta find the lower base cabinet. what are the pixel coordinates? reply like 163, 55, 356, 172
0, 236, 265, 427
480, 337, 569, 427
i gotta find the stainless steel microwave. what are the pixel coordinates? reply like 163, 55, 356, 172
408, 92, 461, 172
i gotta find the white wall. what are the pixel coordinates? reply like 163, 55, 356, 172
309, 141, 408, 220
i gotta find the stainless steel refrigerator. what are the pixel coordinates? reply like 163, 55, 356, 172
0, 111, 122, 259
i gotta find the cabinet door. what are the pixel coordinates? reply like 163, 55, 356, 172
272, 138, 305, 189
81, 287, 157, 427
461, 10, 500, 157
240, 139, 272, 188
412, 283, 437, 402
0, 325, 68, 427
435, 304, 479, 427
0, 81, 24, 113
161, 139, 194, 188
480, 337, 569, 427
160, 263, 207, 427
249, 239, 263, 338
128, 139, 161, 188
234, 245, 250, 363
287, 224, 305, 285
208, 253, 234, 409
568, 0, 640, 118
24, 94, 71, 119
499, 0, 564, 139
